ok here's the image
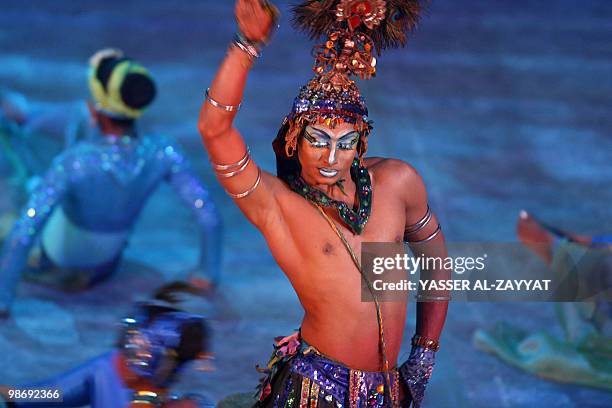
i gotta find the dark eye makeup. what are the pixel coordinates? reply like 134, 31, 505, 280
305, 127, 359, 150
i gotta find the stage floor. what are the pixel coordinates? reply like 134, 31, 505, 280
0, 1, 611, 406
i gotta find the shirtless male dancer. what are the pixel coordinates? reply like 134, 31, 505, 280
198, 1, 450, 406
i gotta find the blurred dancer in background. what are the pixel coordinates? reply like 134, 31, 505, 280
0, 87, 90, 191
0, 89, 30, 188
474, 210, 612, 391
0, 49, 223, 318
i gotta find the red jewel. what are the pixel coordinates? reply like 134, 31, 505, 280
347, 1, 373, 30
351, 1, 373, 15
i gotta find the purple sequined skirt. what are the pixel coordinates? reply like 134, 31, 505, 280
254, 333, 402, 408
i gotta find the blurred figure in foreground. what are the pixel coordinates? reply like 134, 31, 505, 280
0, 282, 215, 407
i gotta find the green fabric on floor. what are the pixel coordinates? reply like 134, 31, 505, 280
474, 323, 612, 391
473, 239, 612, 391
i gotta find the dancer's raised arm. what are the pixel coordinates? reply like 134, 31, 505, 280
198, 0, 281, 228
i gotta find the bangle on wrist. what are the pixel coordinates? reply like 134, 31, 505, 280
233, 32, 262, 60
415, 293, 451, 302
411, 334, 440, 352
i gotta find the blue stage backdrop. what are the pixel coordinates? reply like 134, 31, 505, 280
0, 1, 610, 407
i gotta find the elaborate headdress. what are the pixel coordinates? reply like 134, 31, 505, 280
274, 0, 424, 181
88, 48, 156, 120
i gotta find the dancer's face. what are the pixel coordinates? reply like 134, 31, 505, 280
298, 121, 359, 185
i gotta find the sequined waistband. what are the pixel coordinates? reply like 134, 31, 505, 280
298, 336, 394, 374
256, 332, 400, 408
291, 337, 400, 407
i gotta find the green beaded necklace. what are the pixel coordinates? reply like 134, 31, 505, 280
289, 159, 372, 234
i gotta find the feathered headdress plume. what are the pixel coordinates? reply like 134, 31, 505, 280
292, 0, 423, 54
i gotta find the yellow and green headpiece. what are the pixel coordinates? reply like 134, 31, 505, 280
88, 48, 156, 120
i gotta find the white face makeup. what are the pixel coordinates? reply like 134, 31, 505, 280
303, 125, 359, 177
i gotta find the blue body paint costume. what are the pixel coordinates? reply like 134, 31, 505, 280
0, 133, 222, 311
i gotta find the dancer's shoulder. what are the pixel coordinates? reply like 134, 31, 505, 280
366, 157, 422, 181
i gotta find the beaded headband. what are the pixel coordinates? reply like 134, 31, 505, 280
274, 0, 423, 177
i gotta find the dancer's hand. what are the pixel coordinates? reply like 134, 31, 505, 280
399, 346, 436, 407
188, 276, 215, 294
235, 0, 279, 43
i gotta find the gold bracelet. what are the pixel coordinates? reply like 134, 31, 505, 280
225, 167, 262, 199
415, 293, 452, 302
215, 154, 251, 178
211, 148, 250, 171
411, 334, 440, 352
131, 390, 161, 407
404, 205, 432, 235
205, 88, 241, 112
406, 224, 441, 244
233, 33, 262, 59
